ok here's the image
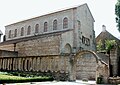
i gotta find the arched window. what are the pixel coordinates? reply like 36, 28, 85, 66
63, 17, 68, 29
53, 19, 57, 30
64, 43, 72, 53
44, 22, 48, 32
35, 24, 39, 33
27, 26, 31, 35
14, 29, 17, 37
8, 30, 11, 38
21, 27, 24, 36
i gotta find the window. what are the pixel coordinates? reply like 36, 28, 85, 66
27, 26, 31, 35
44, 22, 48, 32
21, 27, 24, 36
82, 35, 90, 46
82, 36, 85, 44
8, 30, 11, 38
53, 19, 57, 30
63, 17, 68, 29
14, 29, 17, 37
35, 24, 39, 33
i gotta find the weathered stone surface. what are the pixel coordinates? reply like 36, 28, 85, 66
76, 54, 96, 80
0, 55, 69, 72
0, 3, 98, 82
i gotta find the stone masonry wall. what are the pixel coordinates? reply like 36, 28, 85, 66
76, 54, 96, 80
0, 50, 18, 57
110, 47, 119, 76
16, 34, 61, 56
0, 44, 14, 51
0, 34, 61, 57
0, 55, 70, 80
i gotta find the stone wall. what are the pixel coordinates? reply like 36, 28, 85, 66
0, 34, 61, 57
0, 50, 18, 57
0, 55, 70, 80
0, 44, 14, 51
16, 34, 61, 56
76, 54, 96, 80
110, 47, 119, 76
0, 55, 69, 73
96, 62, 109, 84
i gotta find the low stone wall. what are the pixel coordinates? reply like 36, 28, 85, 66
0, 55, 69, 72
108, 77, 120, 84
0, 55, 70, 80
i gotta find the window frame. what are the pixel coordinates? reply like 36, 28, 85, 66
14, 29, 17, 37
53, 19, 57, 30
21, 27, 24, 36
8, 30, 11, 38
27, 25, 31, 35
35, 24, 39, 33
44, 22, 48, 32
63, 17, 68, 29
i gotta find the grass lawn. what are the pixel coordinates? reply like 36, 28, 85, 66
0, 74, 26, 80
0, 72, 53, 83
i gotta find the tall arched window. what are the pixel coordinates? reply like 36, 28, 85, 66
35, 24, 39, 33
21, 27, 24, 36
53, 19, 57, 30
27, 26, 31, 35
63, 17, 68, 29
14, 29, 17, 37
44, 22, 48, 32
8, 30, 11, 38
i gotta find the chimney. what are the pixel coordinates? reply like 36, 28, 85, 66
102, 25, 106, 32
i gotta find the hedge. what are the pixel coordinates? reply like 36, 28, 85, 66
0, 74, 53, 83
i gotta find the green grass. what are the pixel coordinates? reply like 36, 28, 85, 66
0, 73, 53, 83
0, 74, 26, 80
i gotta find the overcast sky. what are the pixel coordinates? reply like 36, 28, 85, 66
0, 0, 119, 38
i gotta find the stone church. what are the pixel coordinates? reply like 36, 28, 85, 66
0, 3, 100, 80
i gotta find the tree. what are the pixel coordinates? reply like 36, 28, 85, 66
105, 40, 116, 52
97, 40, 116, 53
97, 40, 104, 51
115, 0, 120, 32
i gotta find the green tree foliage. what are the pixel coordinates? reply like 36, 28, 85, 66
97, 40, 116, 52
97, 40, 104, 51
115, 0, 120, 32
105, 40, 116, 52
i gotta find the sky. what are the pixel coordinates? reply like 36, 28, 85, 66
0, 0, 119, 39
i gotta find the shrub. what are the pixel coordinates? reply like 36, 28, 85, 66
0, 74, 53, 84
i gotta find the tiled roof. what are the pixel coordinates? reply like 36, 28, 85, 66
96, 30, 120, 44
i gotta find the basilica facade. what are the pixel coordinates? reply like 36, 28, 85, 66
0, 4, 98, 80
